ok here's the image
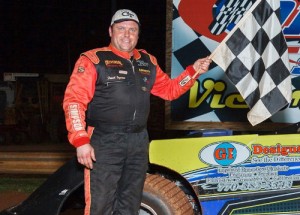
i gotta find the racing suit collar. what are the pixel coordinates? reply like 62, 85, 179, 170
109, 43, 141, 60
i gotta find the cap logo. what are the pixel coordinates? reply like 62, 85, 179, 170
121, 11, 135, 18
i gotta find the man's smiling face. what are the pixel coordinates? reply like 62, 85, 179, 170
109, 21, 139, 54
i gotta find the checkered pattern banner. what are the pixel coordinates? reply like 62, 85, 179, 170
211, 0, 292, 125
209, 0, 255, 35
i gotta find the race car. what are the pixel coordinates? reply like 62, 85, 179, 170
1, 123, 300, 215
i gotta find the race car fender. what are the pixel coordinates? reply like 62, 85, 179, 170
0, 157, 84, 215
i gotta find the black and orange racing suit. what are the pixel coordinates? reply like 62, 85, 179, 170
63, 44, 201, 215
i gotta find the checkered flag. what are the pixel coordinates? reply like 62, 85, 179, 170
211, 0, 292, 126
209, 0, 255, 35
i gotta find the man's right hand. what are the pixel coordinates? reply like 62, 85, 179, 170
76, 144, 96, 169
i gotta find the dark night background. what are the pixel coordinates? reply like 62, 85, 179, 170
0, 0, 171, 143
0, 0, 167, 75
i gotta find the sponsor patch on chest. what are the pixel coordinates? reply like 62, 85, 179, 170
139, 68, 150, 75
119, 70, 128, 75
105, 60, 123, 68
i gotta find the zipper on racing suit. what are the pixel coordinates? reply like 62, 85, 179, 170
129, 57, 137, 121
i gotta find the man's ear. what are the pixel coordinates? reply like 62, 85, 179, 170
109, 26, 112, 37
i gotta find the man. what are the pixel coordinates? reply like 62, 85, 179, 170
63, 9, 211, 215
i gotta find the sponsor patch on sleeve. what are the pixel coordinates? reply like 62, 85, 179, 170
179, 75, 191, 86
78, 66, 85, 73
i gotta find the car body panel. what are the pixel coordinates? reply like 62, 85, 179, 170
149, 133, 300, 215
